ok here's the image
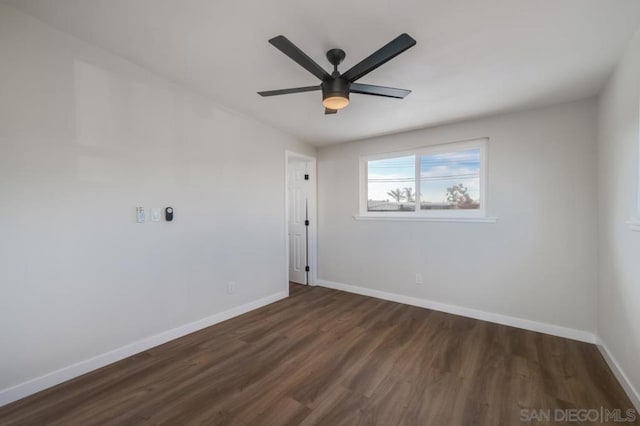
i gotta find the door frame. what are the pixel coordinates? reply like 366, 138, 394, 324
285, 150, 317, 293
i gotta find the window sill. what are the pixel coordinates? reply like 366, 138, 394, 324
353, 215, 498, 223
627, 220, 640, 232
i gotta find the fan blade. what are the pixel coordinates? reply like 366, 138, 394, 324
350, 83, 411, 99
258, 85, 321, 97
341, 33, 416, 82
269, 36, 331, 81
325, 108, 337, 115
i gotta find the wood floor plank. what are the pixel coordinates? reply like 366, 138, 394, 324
0, 283, 637, 425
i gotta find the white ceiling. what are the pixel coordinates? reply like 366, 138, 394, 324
5, 0, 640, 145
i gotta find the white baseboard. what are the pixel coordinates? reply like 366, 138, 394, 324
597, 338, 640, 410
0, 291, 287, 408
316, 279, 596, 343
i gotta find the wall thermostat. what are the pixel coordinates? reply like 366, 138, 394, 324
165, 207, 174, 222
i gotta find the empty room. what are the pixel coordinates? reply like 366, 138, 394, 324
1, 0, 639, 425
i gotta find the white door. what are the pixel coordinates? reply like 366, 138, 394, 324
288, 159, 310, 284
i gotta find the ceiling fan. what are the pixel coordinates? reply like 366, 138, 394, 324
258, 33, 416, 114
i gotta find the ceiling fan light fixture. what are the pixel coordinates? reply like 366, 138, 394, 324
322, 78, 350, 110
258, 34, 416, 115
322, 95, 349, 110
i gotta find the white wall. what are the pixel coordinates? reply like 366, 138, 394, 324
597, 29, 640, 403
318, 99, 598, 334
0, 3, 314, 395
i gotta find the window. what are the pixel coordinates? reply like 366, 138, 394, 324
360, 138, 488, 219
637, 104, 640, 220
630, 107, 640, 231
367, 155, 416, 212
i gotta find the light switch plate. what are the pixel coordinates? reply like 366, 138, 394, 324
151, 208, 161, 222
136, 207, 146, 223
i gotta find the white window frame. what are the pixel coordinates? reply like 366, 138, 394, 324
358, 138, 494, 222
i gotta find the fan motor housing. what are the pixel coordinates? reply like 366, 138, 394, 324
322, 78, 350, 102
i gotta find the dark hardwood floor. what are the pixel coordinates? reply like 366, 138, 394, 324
0, 283, 636, 425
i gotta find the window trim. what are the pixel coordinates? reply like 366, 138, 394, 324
358, 138, 490, 220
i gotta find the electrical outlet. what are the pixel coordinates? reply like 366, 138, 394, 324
227, 281, 235, 294
415, 273, 423, 285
